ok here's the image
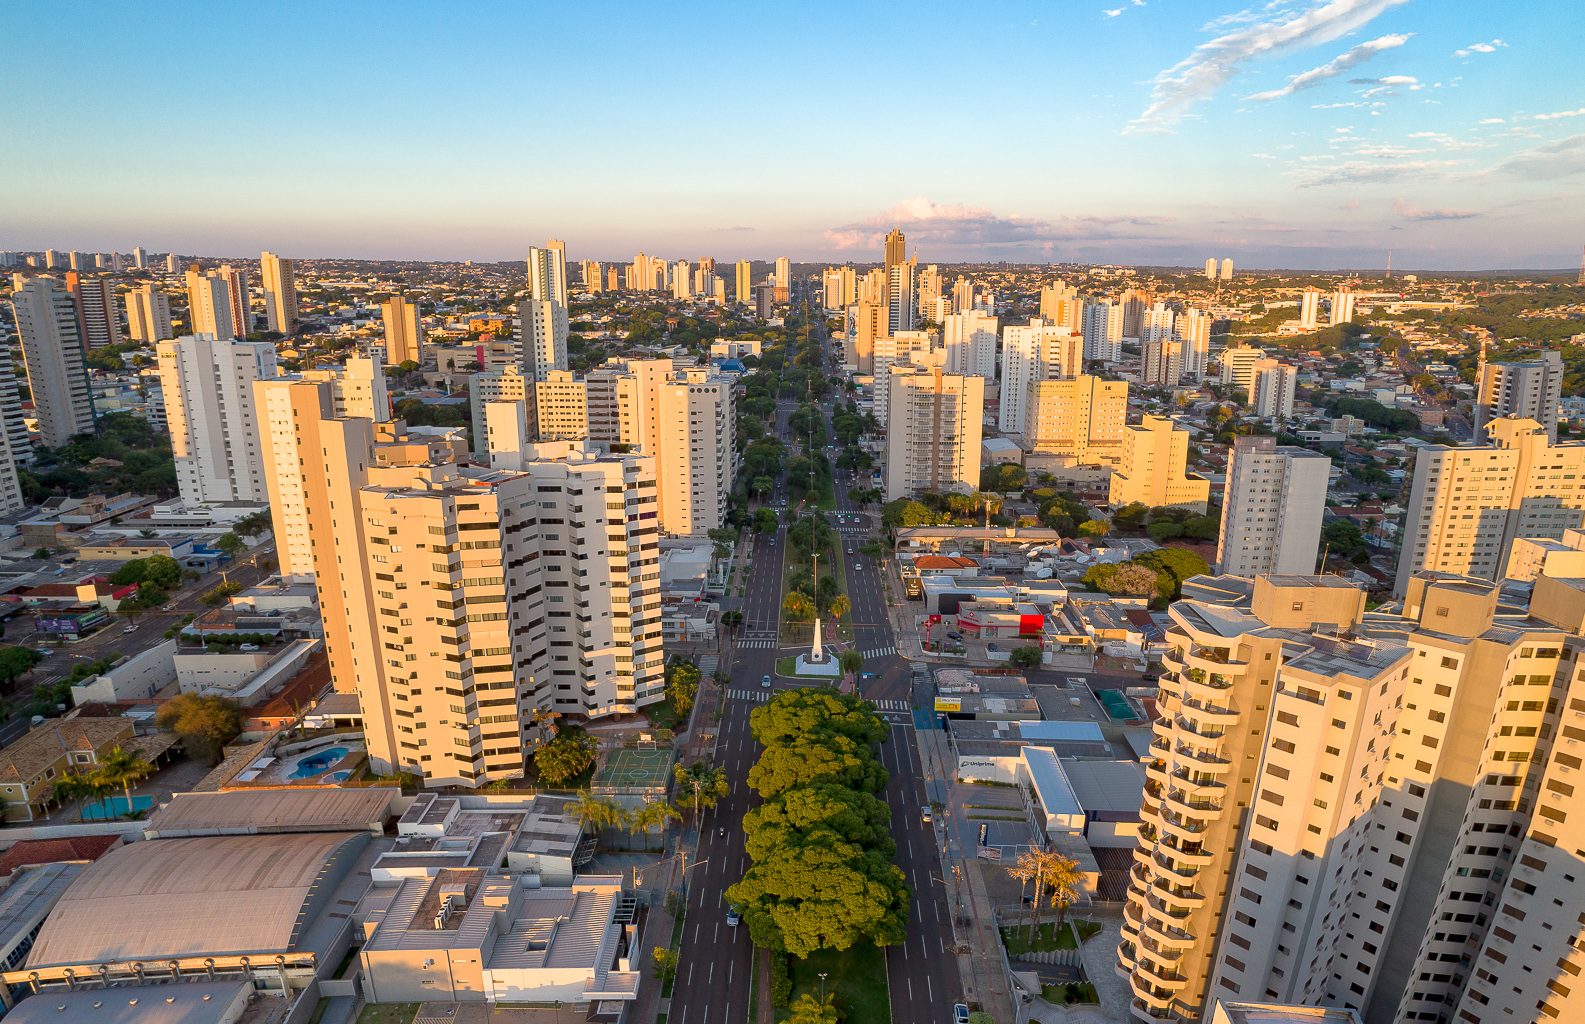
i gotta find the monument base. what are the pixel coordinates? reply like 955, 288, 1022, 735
793, 654, 841, 677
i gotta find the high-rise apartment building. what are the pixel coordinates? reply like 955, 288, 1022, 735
919, 295, 952, 325
887, 262, 915, 334
649, 369, 736, 536
260, 252, 298, 335
1022, 374, 1129, 463
68, 252, 89, 273
1473, 350, 1564, 443
872, 331, 937, 427
1205, 258, 1217, 279
943, 310, 999, 377
847, 301, 887, 375
1220, 258, 1234, 281
1040, 280, 1078, 321
735, 260, 752, 304
158, 334, 278, 504
582, 260, 603, 294
1393, 416, 1585, 594
1142, 337, 1182, 386
1108, 414, 1210, 512
132, 247, 147, 270
1249, 359, 1298, 420
1214, 436, 1330, 577
952, 275, 973, 314
1083, 300, 1124, 362
1121, 289, 1154, 339
1220, 344, 1265, 395
672, 260, 691, 300
124, 285, 172, 342
165, 253, 180, 274
1120, 574, 1399, 1023
468, 365, 533, 459
516, 299, 568, 382
1179, 309, 1212, 379
43, 250, 61, 270
184, 269, 238, 341
884, 229, 906, 270
1299, 287, 1321, 330
1330, 286, 1354, 326
754, 283, 775, 320
884, 366, 984, 501
218, 264, 252, 336
8, 274, 96, 447
64, 273, 122, 350
534, 370, 588, 439
999, 319, 1084, 433
584, 361, 649, 447
379, 295, 425, 366
254, 359, 389, 577
0, 331, 29, 512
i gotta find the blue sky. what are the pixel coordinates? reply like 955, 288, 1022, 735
2, 0, 1580, 270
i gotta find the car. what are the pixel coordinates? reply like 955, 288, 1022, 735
987, 643, 998, 652
921, 807, 933, 823
947, 631, 963, 642
726, 906, 742, 927
954, 1005, 971, 1024
847, 548, 853, 554
122, 625, 137, 634
854, 563, 861, 570
1141, 672, 1160, 682
769, 538, 775, 546
761, 674, 772, 688
34, 649, 53, 657
239, 643, 260, 651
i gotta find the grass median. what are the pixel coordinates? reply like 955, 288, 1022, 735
776, 943, 890, 1022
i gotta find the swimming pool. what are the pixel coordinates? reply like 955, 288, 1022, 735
80, 795, 155, 820
289, 747, 349, 779
324, 770, 352, 783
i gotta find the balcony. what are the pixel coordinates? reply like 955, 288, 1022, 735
1152, 879, 1207, 909
1131, 996, 1189, 1024
1158, 814, 1209, 843
1180, 698, 1238, 721
1129, 971, 1185, 1007
1173, 714, 1227, 741
1169, 769, 1226, 795
1140, 914, 1197, 952
1173, 745, 1233, 773
1151, 853, 1201, 888
1136, 959, 1191, 992
1189, 644, 1234, 664
1164, 791, 1222, 818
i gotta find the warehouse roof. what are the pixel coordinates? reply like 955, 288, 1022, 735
26, 832, 362, 967
144, 787, 397, 837
4, 980, 254, 1024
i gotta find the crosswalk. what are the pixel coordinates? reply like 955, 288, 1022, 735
860, 646, 897, 658
737, 640, 777, 649
726, 689, 772, 702
868, 699, 910, 711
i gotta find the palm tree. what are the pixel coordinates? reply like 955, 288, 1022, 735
1041, 854, 1084, 935
827, 594, 850, 623
94, 745, 154, 815
1012, 847, 1076, 944
566, 791, 614, 847
52, 773, 113, 821
630, 800, 680, 851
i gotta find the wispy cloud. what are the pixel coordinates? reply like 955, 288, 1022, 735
1490, 134, 1585, 181
1128, 0, 1412, 131
1290, 159, 1460, 188
1338, 197, 1361, 209
1453, 38, 1506, 58
823, 198, 1176, 251
1252, 152, 1278, 158
1478, 118, 1505, 124
1243, 33, 1412, 101
1103, 7, 1124, 16
1534, 107, 1585, 121
1391, 197, 1480, 220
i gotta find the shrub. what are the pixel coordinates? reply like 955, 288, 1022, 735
770, 951, 792, 1007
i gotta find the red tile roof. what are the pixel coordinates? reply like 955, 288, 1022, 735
0, 834, 123, 877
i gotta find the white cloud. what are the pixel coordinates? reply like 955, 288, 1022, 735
1290, 159, 1460, 188
1243, 33, 1412, 100
1391, 198, 1480, 220
1252, 152, 1278, 158
1453, 38, 1506, 58
822, 198, 1177, 251
1127, 0, 1413, 132
1338, 197, 1361, 209
1534, 108, 1585, 121
1490, 134, 1585, 181
1478, 118, 1505, 124
1103, 7, 1124, 16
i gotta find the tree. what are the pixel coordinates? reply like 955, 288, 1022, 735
880, 498, 936, 531
665, 660, 701, 718
721, 609, 744, 633
1135, 547, 1210, 599
1111, 503, 1149, 530
783, 590, 815, 621
155, 693, 244, 763
837, 649, 864, 678
630, 799, 680, 849
1078, 520, 1110, 538
52, 772, 114, 820
743, 782, 895, 859
786, 993, 840, 1024
217, 532, 245, 557
566, 791, 621, 847
1008, 646, 1043, 669
748, 687, 888, 748
533, 727, 598, 785
747, 734, 888, 797
1036, 853, 1083, 937
673, 760, 730, 816
827, 594, 850, 622
652, 947, 679, 984
1147, 519, 1184, 543
94, 745, 154, 812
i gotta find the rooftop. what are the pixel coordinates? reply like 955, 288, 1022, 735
0, 718, 136, 789
145, 787, 396, 836
3, 980, 257, 1024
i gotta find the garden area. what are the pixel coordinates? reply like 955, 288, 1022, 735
778, 515, 851, 646
775, 943, 890, 1023
999, 918, 1103, 956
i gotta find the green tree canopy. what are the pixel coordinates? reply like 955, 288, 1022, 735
979, 463, 1028, 492
880, 498, 936, 530
674, 760, 730, 815
743, 783, 895, 859
155, 693, 243, 763
749, 687, 888, 748
533, 727, 598, 785
747, 734, 888, 797
1009, 646, 1044, 669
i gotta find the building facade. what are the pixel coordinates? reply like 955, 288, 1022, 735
885, 366, 984, 501
8, 275, 96, 447
260, 252, 298, 335
158, 334, 278, 504
125, 285, 173, 342
380, 295, 425, 366
1214, 436, 1331, 577
1473, 351, 1564, 444
1108, 415, 1210, 512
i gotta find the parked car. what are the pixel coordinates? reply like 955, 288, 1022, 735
987, 643, 998, 652
239, 643, 260, 651
921, 807, 933, 823
954, 1005, 971, 1024
1141, 672, 1160, 682
947, 631, 963, 642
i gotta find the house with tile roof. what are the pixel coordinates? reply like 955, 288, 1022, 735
0, 718, 136, 822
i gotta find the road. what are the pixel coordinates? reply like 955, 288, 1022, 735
671, 335, 961, 1023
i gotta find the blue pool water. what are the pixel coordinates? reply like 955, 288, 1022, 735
80, 795, 154, 820
289, 747, 349, 779
324, 770, 352, 783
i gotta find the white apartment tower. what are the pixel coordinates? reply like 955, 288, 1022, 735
1330, 286, 1355, 326
158, 334, 278, 504
651, 369, 736, 536
1142, 337, 1183, 386
66, 273, 122, 350
8, 275, 96, 447
184, 269, 239, 341
1473, 350, 1564, 443
260, 252, 298, 335
469, 366, 533, 458
943, 310, 999, 377
1299, 287, 1321, 331
1393, 416, 1585, 594
1250, 359, 1298, 420
124, 285, 173, 342
884, 366, 984, 501
1205, 258, 1218, 279
1022, 374, 1129, 463
132, 247, 147, 270
1179, 309, 1212, 379
998, 319, 1084, 433
253, 358, 389, 578
1083, 300, 1125, 362
1221, 344, 1266, 396
1220, 258, 1234, 281
534, 371, 588, 440
1214, 435, 1331, 577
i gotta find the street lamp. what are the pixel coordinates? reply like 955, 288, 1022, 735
818, 972, 828, 1001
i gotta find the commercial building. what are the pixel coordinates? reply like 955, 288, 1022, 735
1108, 415, 1210, 513
1393, 415, 1585, 594
64, 273, 121, 349
1022, 374, 1129, 463
1214, 436, 1331, 577
885, 366, 984, 500
260, 251, 298, 335
1249, 359, 1298, 420
253, 358, 390, 578
8, 274, 96, 447
943, 309, 998, 377
124, 284, 172, 342
158, 334, 278, 504
1473, 349, 1564, 443
380, 295, 425, 366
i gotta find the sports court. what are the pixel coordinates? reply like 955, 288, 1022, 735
593, 747, 675, 789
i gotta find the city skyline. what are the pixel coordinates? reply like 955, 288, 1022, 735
2, 2, 1580, 270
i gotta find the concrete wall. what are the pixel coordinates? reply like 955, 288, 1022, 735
70, 640, 178, 705
175, 650, 275, 692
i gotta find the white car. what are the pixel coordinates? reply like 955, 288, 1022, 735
239, 643, 260, 651
122, 625, 137, 634
854, 563, 862, 571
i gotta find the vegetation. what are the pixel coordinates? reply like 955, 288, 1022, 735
1082, 546, 1210, 604
673, 760, 730, 817
1008, 848, 1084, 948
664, 658, 700, 718
23, 414, 178, 500
155, 693, 244, 763
1009, 646, 1043, 669
532, 725, 598, 785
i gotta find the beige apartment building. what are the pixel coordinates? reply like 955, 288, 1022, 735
183, 268, 240, 341
1394, 416, 1585, 595
1221, 345, 1265, 395
1108, 415, 1210, 513
124, 284, 172, 342
1472, 350, 1564, 444
253, 358, 389, 577
260, 252, 298, 335
469, 365, 533, 458
1214, 436, 1331, 578
380, 295, 425, 366
534, 370, 587, 439
884, 366, 984, 501
651, 369, 736, 536
1022, 374, 1129, 462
